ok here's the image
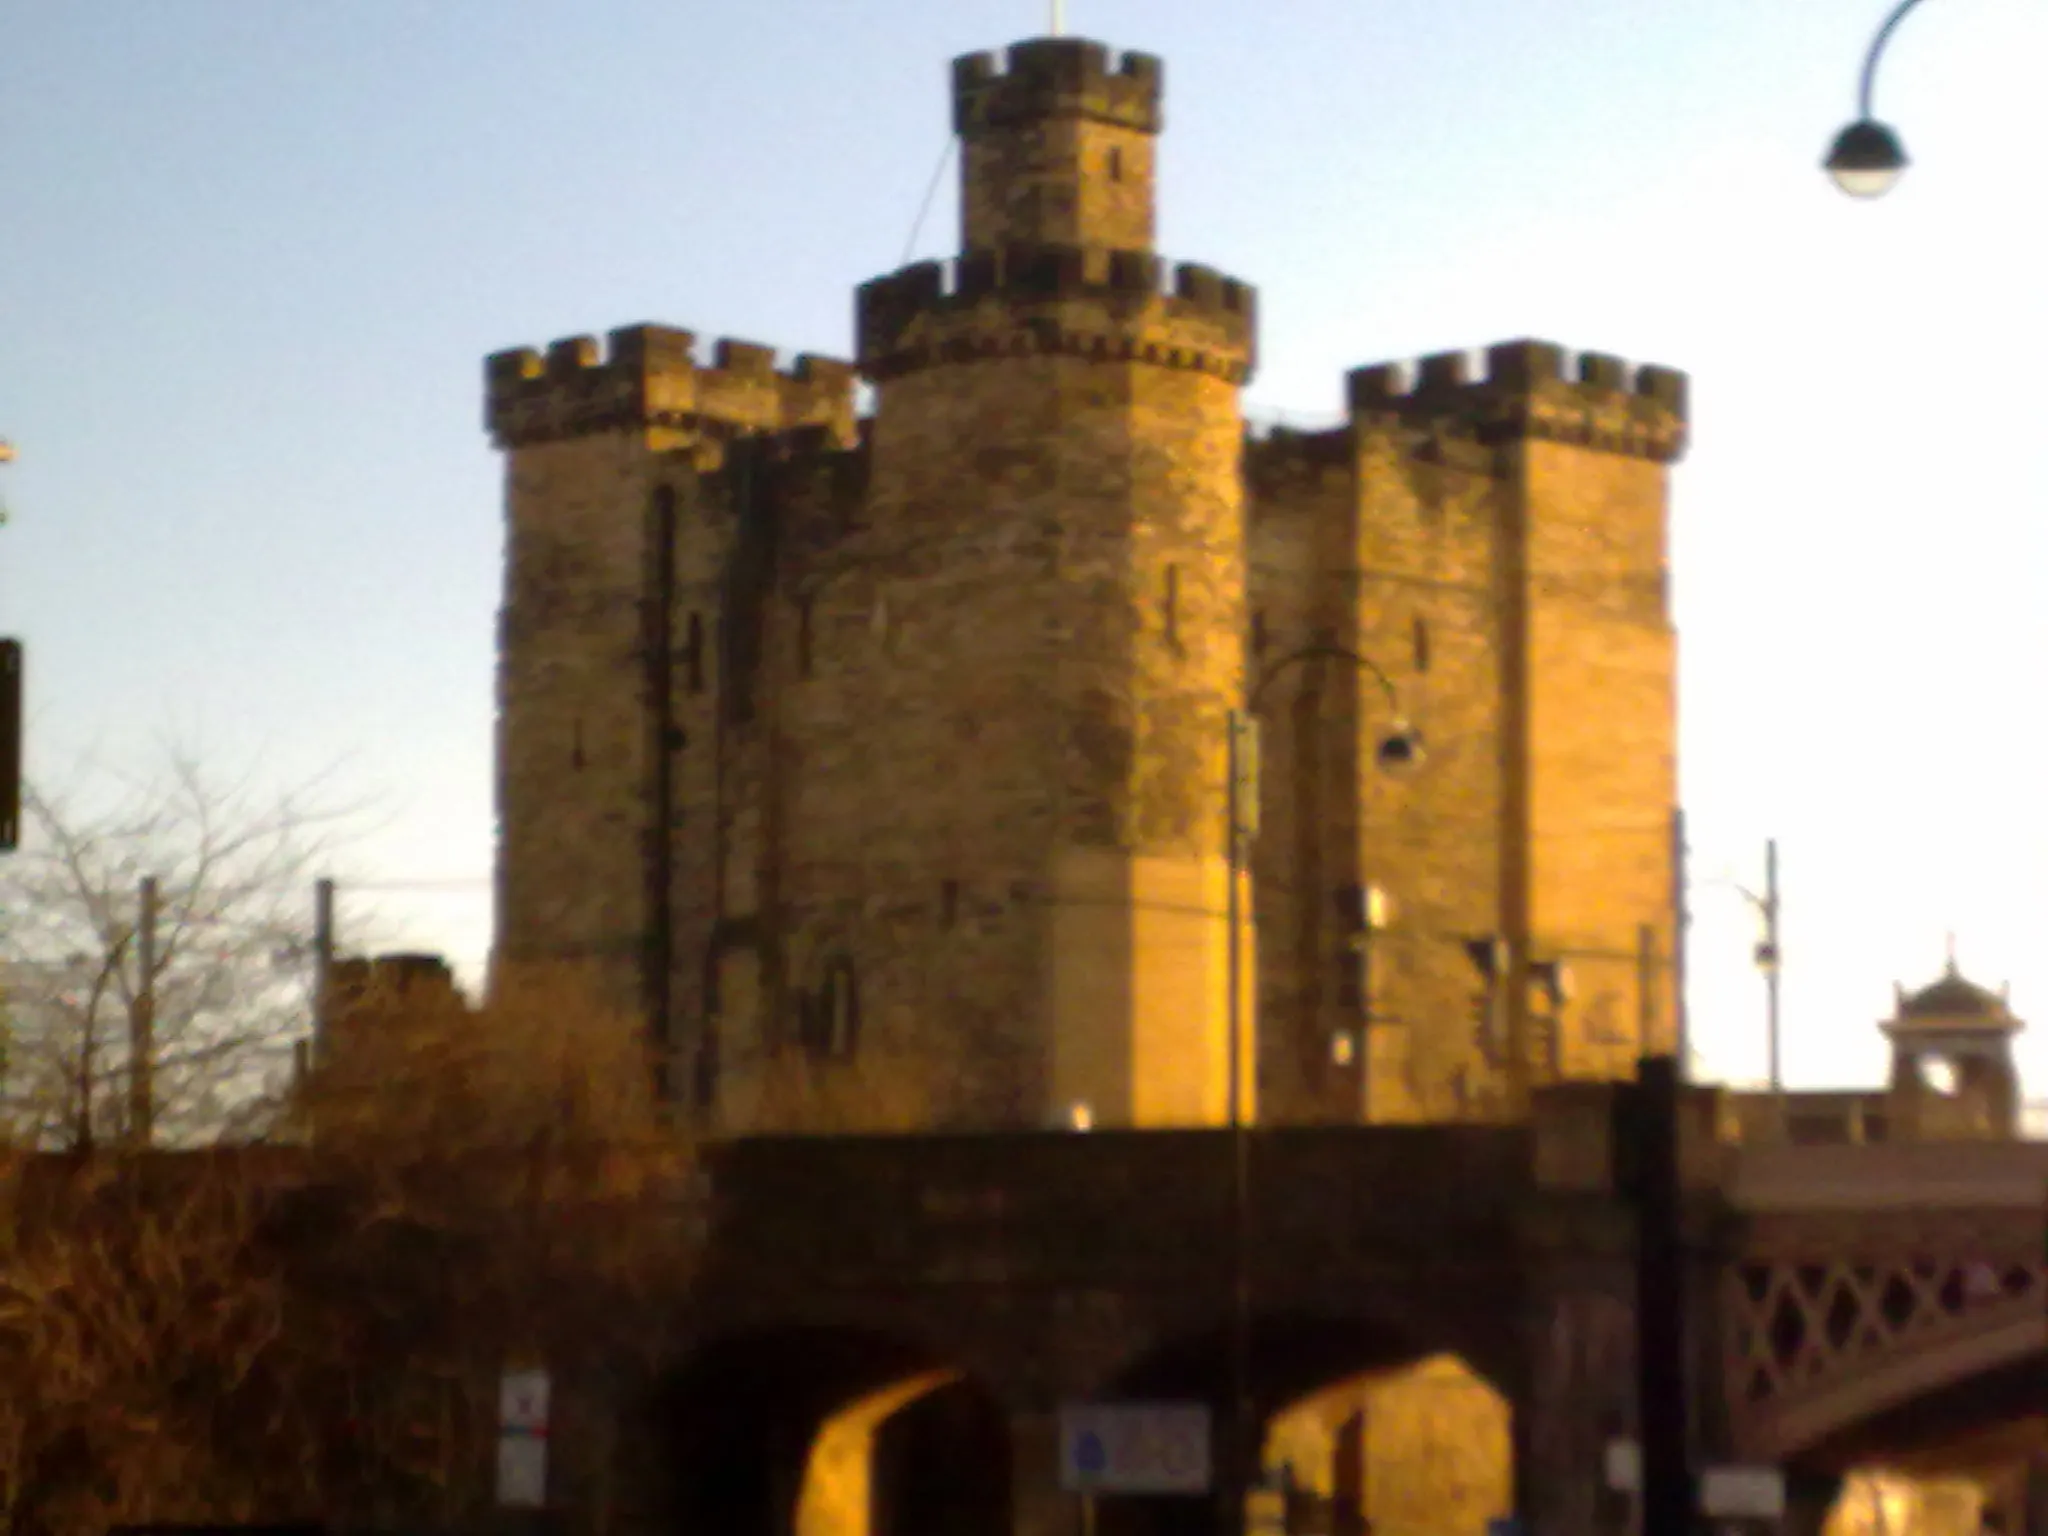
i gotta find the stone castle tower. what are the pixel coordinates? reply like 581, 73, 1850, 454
484, 35, 1688, 1132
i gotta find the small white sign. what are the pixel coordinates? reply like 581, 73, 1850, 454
1601, 1441, 1783, 1519
497, 1433, 547, 1508
1604, 1439, 1641, 1493
1059, 1403, 1212, 1495
500, 1368, 551, 1433
1701, 1467, 1785, 1519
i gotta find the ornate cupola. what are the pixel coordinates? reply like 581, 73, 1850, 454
1883, 939, 2024, 1140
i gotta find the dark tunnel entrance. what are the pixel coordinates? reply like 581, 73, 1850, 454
655, 1327, 1009, 1536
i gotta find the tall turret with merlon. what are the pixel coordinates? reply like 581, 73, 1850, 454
1354, 341, 1683, 1119
486, 323, 856, 1093
829, 35, 1255, 1127
1245, 339, 1685, 1125
954, 40, 1162, 252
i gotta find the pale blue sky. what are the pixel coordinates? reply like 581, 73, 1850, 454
4, 1, 2045, 1096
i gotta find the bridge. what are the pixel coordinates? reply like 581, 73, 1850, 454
605, 1087, 2048, 1536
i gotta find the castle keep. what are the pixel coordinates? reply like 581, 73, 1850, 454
485, 35, 1688, 1132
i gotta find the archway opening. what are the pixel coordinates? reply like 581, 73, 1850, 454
870, 1374, 1012, 1536
1787, 1350, 2048, 1536
1822, 1472, 1990, 1536
1095, 1313, 1509, 1536
798, 1371, 960, 1536
654, 1328, 1007, 1536
1265, 1354, 1511, 1536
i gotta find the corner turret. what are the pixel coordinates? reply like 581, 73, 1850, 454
486, 325, 856, 455
1883, 947, 2024, 1140
952, 39, 1163, 252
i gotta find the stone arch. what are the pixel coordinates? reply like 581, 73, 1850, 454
1091, 1308, 1514, 1536
649, 1323, 1011, 1536
1104, 1309, 1444, 1409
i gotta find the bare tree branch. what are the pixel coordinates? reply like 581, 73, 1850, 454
0, 746, 361, 1149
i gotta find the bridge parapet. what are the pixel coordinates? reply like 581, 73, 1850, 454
1529, 1079, 1736, 1194
1729, 1140, 2048, 1212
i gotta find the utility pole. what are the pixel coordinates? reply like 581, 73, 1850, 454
129, 876, 158, 1146
1761, 838, 1782, 1094
0, 639, 19, 853
1217, 645, 1414, 1536
311, 877, 336, 1065
1630, 1054, 1693, 1536
1224, 707, 1256, 1536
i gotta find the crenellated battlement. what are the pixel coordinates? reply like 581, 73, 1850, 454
1347, 339, 1688, 464
485, 324, 858, 450
953, 38, 1162, 137
856, 243, 1255, 383
1243, 424, 1353, 497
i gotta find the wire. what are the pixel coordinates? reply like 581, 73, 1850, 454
339, 879, 492, 894
900, 137, 956, 267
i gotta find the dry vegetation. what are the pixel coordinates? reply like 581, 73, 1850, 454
0, 961, 701, 1536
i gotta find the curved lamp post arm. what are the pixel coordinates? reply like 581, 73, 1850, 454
1856, 0, 1933, 120
1699, 874, 1766, 918
1247, 642, 1403, 719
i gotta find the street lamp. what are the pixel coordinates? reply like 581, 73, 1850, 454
1823, 0, 1932, 198
1703, 839, 1784, 1094
1730, 839, 1784, 1094
1226, 642, 1423, 1125
1221, 640, 1419, 1536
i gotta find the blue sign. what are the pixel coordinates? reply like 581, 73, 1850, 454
1057, 1403, 1212, 1495
1074, 1431, 1108, 1475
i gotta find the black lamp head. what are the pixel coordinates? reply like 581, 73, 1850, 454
1824, 118, 1908, 198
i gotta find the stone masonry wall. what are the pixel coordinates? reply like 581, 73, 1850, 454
1240, 344, 1685, 1127
1519, 438, 1679, 1072
1245, 419, 1504, 1127
489, 327, 857, 1087
801, 312, 1248, 1128
1249, 411, 1511, 1127
494, 431, 663, 1021
1350, 416, 1512, 1122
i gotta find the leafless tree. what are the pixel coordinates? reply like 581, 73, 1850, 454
0, 748, 348, 1150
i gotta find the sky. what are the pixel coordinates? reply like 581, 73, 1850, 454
3, 0, 2045, 1101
